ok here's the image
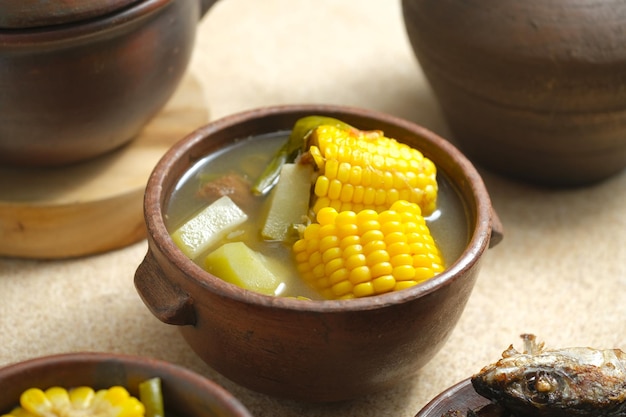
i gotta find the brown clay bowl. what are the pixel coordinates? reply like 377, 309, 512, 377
402, 0, 626, 186
414, 379, 504, 417
0, 0, 217, 167
134, 104, 503, 402
0, 352, 253, 417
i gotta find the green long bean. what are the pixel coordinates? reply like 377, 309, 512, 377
251, 115, 354, 195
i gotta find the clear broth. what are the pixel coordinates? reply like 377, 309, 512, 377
165, 131, 469, 299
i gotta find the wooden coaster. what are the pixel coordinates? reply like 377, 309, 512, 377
0, 73, 209, 259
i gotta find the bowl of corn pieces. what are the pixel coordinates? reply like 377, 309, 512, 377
134, 104, 503, 402
0, 352, 253, 417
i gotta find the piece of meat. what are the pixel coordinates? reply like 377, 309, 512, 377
196, 173, 256, 211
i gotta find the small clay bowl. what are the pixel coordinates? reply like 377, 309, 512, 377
414, 379, 503, 417
0, 0, 217, 167
0, 352, 253, 417
134, 104, 503, 402
402, 0, 626, 186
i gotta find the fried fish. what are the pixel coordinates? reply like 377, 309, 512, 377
471, 334, 626, 417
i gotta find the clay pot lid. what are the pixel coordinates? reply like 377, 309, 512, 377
0, 0, 141, 29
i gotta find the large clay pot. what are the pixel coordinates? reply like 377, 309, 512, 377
0, 0, 217, 167
402, 0, 626, 186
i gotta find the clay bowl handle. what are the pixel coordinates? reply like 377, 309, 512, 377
134, 251, 196, 326
199, 0, 218, 19
489, 208, 504, 249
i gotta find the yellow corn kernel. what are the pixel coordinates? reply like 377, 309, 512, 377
2, 408, 33, 417
309, 125, 437, 216
19, 389, 50, 417
68, 387, 95, 409
7, 386, 145, 417
293, 200, 445, 299
353, 282, 375, 298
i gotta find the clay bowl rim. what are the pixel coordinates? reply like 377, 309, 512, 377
145, 103, 496, 313
0, 351, 253, 417
413, 378, 494, 417
0, 0, 138, 30
0, 0, 173, 44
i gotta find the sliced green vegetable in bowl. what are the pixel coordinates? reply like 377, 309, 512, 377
260, 162, 313, 242
171, 195, 248, 259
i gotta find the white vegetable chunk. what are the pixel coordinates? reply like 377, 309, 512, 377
171, 195, 248, 258
261, 163, 313, 241
205, 241, 284, 296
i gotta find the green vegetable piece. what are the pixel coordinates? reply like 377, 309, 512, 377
139, 377, 164, 417
205, 241, 283, 295
261, 163, 313, 242
171, 195, 248, 259
251, 115, 354, 195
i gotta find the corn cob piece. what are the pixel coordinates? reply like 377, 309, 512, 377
3, 386, 145, 417
292, 200, 444, 300
308, 124, 438, 216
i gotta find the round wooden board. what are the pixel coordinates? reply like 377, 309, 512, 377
0, 73, 209, 259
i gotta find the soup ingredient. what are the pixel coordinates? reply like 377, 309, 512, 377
195, 172, 255, 211
308, 124, 437, 216
171, 195, 248, 258
205, 241, 285, 296
169, 116, 449, 299
138, 378, 163, 417
252, 116, 354, 195
292, 200, 444, 299
471, 334, 626, 417
261, 163, 314, 241
2, 386, 145, 417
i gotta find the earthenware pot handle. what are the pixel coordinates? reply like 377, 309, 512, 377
199, 0, 218, 19
134, 251, 196, 326
489, 207, 504, 248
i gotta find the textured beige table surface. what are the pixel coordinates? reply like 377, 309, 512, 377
1, 1, 625, 416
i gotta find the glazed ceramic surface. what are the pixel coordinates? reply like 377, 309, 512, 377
0, 0, 216, 167
0, 0, 137, 28
414, 379, 504, 417
134, 104, 503, 402
0, 352, 253, 417
402, 0, 626, 186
